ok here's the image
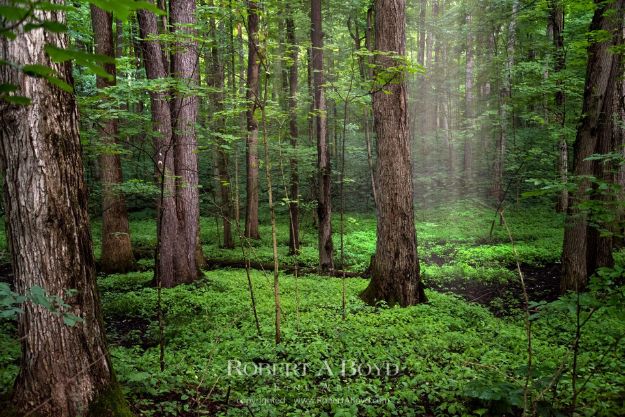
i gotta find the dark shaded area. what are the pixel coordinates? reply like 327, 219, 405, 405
429, 263, 561, 316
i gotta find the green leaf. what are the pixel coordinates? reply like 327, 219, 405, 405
0, 5, 30, 21
24, 21, 68, 33
46, 75, 73, 93
0, 83, 18, 93
22, 64, 54, 77
2, 95, 31, 105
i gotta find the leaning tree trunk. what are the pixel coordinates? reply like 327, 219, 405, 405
361, 0, 426, 307
170, 0, 204, 283
0, 6, 131, 416
561, 0, 624, 292
137, 5, 183, 288
244, 0, 261, 239
90, 5, 135, 273
286, 12, 300, 254
311, 0, 334, 272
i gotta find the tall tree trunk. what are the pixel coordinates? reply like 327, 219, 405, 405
286, 12, 300, 254
90, 5, 135, 274
209, 6, 234, 249
137, 6, 182, 288
311, 0, 334, 272
0, 6, 131, 416
244, 0, 261, 239
361, 0, 426, 307
561, 0, 624, 292
170, 0, 204, 281
549, 0, 568, 213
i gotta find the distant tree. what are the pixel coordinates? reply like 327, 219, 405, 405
311, 0, 334, 272
561, 0, 624, 292
361, 0, 426, 307
208, 2, 234, 249
245, 0, 261, 239
0, 5, 131, 415
549, 0, 568, 213
90, 5, 135, 273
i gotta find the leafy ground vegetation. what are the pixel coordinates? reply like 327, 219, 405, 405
2, 203, 624, 416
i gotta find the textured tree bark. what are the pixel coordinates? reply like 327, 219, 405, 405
311, 0, 334, 272
361, 0, 426, 307
137, 6, 184, 288
561, 0, 623, 292
244, 0, 261, 240
208, 7, 234, 249
90, 5, 135, 274
170, 0, 204, 281
0, 5, 131, 416
286, 13, 300, 255
549, 0, 568, 213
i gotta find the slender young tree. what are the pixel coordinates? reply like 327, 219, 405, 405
244, 0, 261, 239
0, 5, 132, 416
361, 0, 426, 307
90, 5, 135, 273
170, 0, 204, 280
311, 0, 334, 272
561, 0, 624, 292
286, 11, 300, 254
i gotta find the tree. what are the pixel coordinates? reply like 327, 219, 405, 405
462, 12, 474, 193
361, 0, 426, 307
244, 0, 261, 239
137, 3, 197, 288
0, 5, 132, 416
286, 10, 300, 255
549, 0, 568, 212
561, 0, 624, 292
170, 0, 204, 282
90, 5, 135, 273
311, 0, 334, 272
208, 2, 234, 249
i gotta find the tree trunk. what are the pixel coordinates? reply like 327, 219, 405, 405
311, 0, 334, 272
549, 0, 568, 213
90, 5, 135, 274
561, 0, 624, 292
0, 6, 131, 416
209, 6, 234, 249
244, 0, 261, 239
286, 13, 300, 254
361, 0, 426, 307
170, 0, 204, 282
137, 5, 183, 288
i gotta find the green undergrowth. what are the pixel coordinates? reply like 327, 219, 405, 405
88, 202, 564, 289
92, 270, 625, 415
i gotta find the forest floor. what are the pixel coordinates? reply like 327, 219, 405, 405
1, 202, 625, 416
